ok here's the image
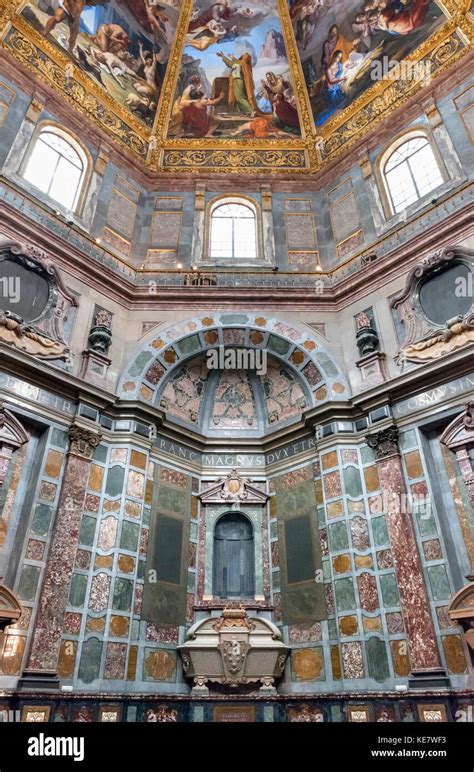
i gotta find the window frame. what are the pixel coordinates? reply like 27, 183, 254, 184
203, 195, 263, 266
20, 122, 91, 215
377, 127, 447, 220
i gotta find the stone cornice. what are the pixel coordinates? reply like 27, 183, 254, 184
0, 184, 472, 312
1, 340, 473, 457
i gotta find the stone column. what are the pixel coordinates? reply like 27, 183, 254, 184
366, 426, 443, 680
22, 424, 101, 687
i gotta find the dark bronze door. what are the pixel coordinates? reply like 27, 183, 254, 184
213, 513, 255, 598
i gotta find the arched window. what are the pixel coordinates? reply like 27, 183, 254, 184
22, 127, 87, 211
210, 201, 257, 260
382, 134, 444, 214
213, 512, 255, 598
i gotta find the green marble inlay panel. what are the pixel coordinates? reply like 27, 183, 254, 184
177, 334, 201, 355
415, 507, 437, 537
270, 521, 278, 539
328, 618, 338, 639
93, 444, 108, 463
113, 577, 133, 611
331, 704, 343, 721
263, 705, 274, 723
130, 619, 140, 640
69, 573, 88, 607
128, 351, 153, 377
267, 335, 290, 355
160, 485, 186, 515
17, 564, 40, 601
366, 636, 390, 682
220, 314, 249, 324
105, 465, 125, 497
343, 466, 363, 498
187, 571, 196, 590
79, 515, 97, 547
137, 560, 146, 580
328, 521, 349, 552
323, 560, 331, 581
427, 565, 451, 600
399, 430, 417, 451
372, 516, 389, 547
31, 503, 53, 537
334, 577, 356, 611
315, 352, 338, 377
360, 445, 374, 464
51, 427, 68, 449
190, 521, 198, 540
142, 507, 151, 526
120, 521, 140, 551
317, 508, 326, 527
380, 573, 399, 607
78, 637, 103, 684
272, 569, 280, 590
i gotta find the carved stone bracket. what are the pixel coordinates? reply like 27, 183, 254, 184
366, 426, 400, 460
68, 425, 102, 460
464, 402, 474, 431
0, 241, 78, 362
391, 247, 474, 365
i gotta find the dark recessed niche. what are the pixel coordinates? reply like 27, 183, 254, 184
419, 262, 472, 326
0, 257, 50, 321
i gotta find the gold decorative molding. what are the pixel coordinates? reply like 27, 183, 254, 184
151, 0, 194, 146
3, 25, 148, 159
319, 24, 467, 163
1, 0, 472, 173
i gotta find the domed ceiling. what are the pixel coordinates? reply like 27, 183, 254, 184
1, 0, 470, 173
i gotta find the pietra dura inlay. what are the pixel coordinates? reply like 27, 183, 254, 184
366, 428, 440, 670
27, 427, 101, 671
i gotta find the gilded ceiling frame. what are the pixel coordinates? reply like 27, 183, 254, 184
0, 0, 472, 174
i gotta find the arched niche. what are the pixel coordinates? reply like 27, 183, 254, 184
118, 314, 349, 434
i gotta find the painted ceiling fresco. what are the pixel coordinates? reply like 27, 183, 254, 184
168, 0, 301, 139
288, 0, 446, 128
19, 0, 181, 126
1, 1, 470, 171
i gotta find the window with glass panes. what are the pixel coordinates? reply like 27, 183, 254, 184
23, 129, 85, 210
384, 136, 444, 214
210, 202, 257, 259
